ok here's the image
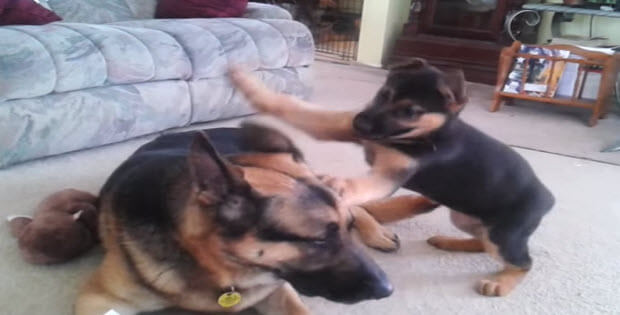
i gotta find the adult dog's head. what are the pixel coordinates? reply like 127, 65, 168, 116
109, 123, 392, 307
353, 58, 468, 142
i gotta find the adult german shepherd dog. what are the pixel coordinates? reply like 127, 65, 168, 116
230, 60, 554, 297
73, 123, 395, 315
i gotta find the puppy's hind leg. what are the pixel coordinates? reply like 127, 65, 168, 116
477, 224, 534, 297
427, 210, 485, 253
427, 236, 485, 252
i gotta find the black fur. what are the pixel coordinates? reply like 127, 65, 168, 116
397, 119, 554, 267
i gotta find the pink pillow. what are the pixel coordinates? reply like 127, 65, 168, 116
0, 0, 61, 25
156, 0, 248, 19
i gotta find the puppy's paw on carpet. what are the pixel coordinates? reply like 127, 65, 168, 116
360, 226, 400, 252
477, 267, 527, 297
477, 278, 511, 297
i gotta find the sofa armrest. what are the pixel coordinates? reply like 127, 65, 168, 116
244, 2, 292, 20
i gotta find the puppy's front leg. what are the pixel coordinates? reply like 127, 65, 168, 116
230, 68, 358, 142
324, 143, 417, 205
350, 205, 400, 252
254, 283, 311, 315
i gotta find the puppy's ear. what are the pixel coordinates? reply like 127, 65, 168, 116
240, 122, 304, 161
388, 58, 429, 72
439, 69, 468, 114
188, 132, 246, 203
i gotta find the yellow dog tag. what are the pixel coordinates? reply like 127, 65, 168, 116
218, 289, 242, 308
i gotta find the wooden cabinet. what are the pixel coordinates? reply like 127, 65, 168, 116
391, 0, 524, 84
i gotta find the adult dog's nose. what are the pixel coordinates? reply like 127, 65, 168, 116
353, 113, 374, 135
370, 276, 394, 299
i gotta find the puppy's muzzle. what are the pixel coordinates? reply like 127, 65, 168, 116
353, 113, 376, 137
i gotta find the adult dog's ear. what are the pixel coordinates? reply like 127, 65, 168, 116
240, 122, 304, 161
388, 58, 429, 72
188, 131, 246, 203
439, 69, 468, 114
189, 132, 261, 237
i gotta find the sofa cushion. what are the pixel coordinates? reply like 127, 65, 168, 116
156, 0, 248, 19
0, 0, 61, 25
47, 0, 134, 23
124, 0, 157, 19
0, 18, 314, 101
0, 67, 310, 168
244, 2, 292, 20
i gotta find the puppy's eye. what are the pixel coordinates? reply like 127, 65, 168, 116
376, 89, 391, 102
396, 106, 421, 118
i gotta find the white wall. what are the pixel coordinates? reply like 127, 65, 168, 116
357, 0, 411, 67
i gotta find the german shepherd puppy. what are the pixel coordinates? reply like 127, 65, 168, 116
74, 123, 393, 315
230, 60, 555, 297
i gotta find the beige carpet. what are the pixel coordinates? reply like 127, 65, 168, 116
1, 61, 619, 315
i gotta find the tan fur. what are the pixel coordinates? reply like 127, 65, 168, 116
76, 209, 171, 315
390, 113, 447, 139
178, 203, 237, 289
254, 282, 311, 315
77, 144, 393, 314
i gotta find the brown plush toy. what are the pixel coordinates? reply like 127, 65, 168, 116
7, 189, 99, 264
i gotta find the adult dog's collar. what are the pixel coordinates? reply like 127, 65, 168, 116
217, 286, 242, 308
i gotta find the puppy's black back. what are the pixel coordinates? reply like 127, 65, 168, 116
403, 119, 554, 226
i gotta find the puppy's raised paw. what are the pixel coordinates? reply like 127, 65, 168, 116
318, 175, 356, 203
229, 67, 281, 113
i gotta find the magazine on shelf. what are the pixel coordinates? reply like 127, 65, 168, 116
555, 54, 582, 98
502, 45, 570, 97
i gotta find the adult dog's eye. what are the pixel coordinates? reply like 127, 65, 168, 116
311, 239, 328, 247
